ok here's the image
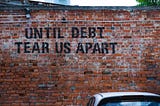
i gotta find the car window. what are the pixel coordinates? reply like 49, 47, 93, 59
101, 102, 160, 106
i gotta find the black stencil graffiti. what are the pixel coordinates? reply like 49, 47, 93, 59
15, 27, 117, 54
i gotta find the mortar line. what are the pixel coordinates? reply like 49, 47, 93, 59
1, 20, 160, 24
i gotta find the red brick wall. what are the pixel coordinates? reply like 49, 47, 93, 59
0, 6, 160, 106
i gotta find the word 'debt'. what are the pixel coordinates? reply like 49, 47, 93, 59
14, 27, 117, 54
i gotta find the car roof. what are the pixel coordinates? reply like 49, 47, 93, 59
94, 92, 160, 98
93, 92, 160, 106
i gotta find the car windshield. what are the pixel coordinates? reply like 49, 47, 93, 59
98, 96, 160, 106
101, 101, 160, 106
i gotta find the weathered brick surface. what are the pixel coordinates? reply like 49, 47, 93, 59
0, 6, 160, 105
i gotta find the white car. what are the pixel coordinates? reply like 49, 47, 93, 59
87, 92, 160, 106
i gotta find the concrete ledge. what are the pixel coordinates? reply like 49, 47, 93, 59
0, 5, 160, 11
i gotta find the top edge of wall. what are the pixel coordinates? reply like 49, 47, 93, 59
0, 5, 160, 11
